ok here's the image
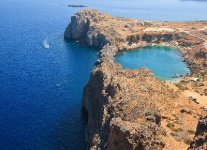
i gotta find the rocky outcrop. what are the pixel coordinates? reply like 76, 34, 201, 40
64, 9, 207, 74
64, 10, 110, 49
64, 9, 207, 150
64, 14, 89, 40
64, 10, 186, 50
189, 116, 207, 150
82, 44, 203, 150
108, 118, 165, 150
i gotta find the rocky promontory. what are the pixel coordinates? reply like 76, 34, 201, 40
64, 10, 207, 150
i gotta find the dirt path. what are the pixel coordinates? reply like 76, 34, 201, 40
183, 90, 207, 107
182, 31, 207, 49
174, 28, 207, 49
187, 32, 206, 41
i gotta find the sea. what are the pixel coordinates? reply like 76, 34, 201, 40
0, 0, 207, 149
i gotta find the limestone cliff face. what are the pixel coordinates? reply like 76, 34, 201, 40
64, 10, 110, 49
64, 9, 207, 150
64, 9, 207, 74
64, 10, 185, 50
83, 45, 203, 150
64, 15, 89, 40
83, 45, 166, 149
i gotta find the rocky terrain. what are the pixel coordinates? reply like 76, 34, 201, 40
189, 115, 207, 149
64, 9, 207, 150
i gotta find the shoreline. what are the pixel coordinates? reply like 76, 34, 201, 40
64, 9, 207, 150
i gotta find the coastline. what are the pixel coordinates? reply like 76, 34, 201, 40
64, 9, 207, 150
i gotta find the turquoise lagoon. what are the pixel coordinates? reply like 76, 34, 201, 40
115, 46, 190, 81
0, 0, 206, 150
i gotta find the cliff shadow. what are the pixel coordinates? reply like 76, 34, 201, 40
52, 106, 87, 150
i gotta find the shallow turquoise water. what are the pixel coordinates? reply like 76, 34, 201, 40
0, 0, 206, 149
115, 46, 190, 80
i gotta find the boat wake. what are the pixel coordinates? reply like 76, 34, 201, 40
42, 39, 50, 49
56, 80, 67, 87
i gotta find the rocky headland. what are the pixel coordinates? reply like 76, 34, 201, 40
64, 9, 207, 150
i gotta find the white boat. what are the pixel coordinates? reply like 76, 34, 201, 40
172, 73, 181, 78
42, 40, 49, 49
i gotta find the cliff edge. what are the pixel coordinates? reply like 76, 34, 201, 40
64, 9, 207, 150
83, 45, 205, 150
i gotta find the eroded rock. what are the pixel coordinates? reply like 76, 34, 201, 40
64, 9, 207, 150
189, 115, 207, 150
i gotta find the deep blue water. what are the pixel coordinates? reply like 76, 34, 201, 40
115, 46, 190, 81
0, 0, 207, 150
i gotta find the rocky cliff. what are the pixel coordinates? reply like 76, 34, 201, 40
64, 10, 183, 50
83, 44, 204, 150
64, 10, 110, 49
64, 9, 207, 150
189, 115, 207, 149
64, 10, 207, 74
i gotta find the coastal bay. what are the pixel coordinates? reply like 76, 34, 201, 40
0, 0, 207, 150
64, 9, 207, 150
115, 46, 190, 81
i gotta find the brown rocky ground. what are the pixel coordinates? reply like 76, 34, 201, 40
64, 9, 207, 150
83, 45, 205, 150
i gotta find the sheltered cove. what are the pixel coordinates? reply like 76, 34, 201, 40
64, 10, 207, 150
115, 46, 190, 81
